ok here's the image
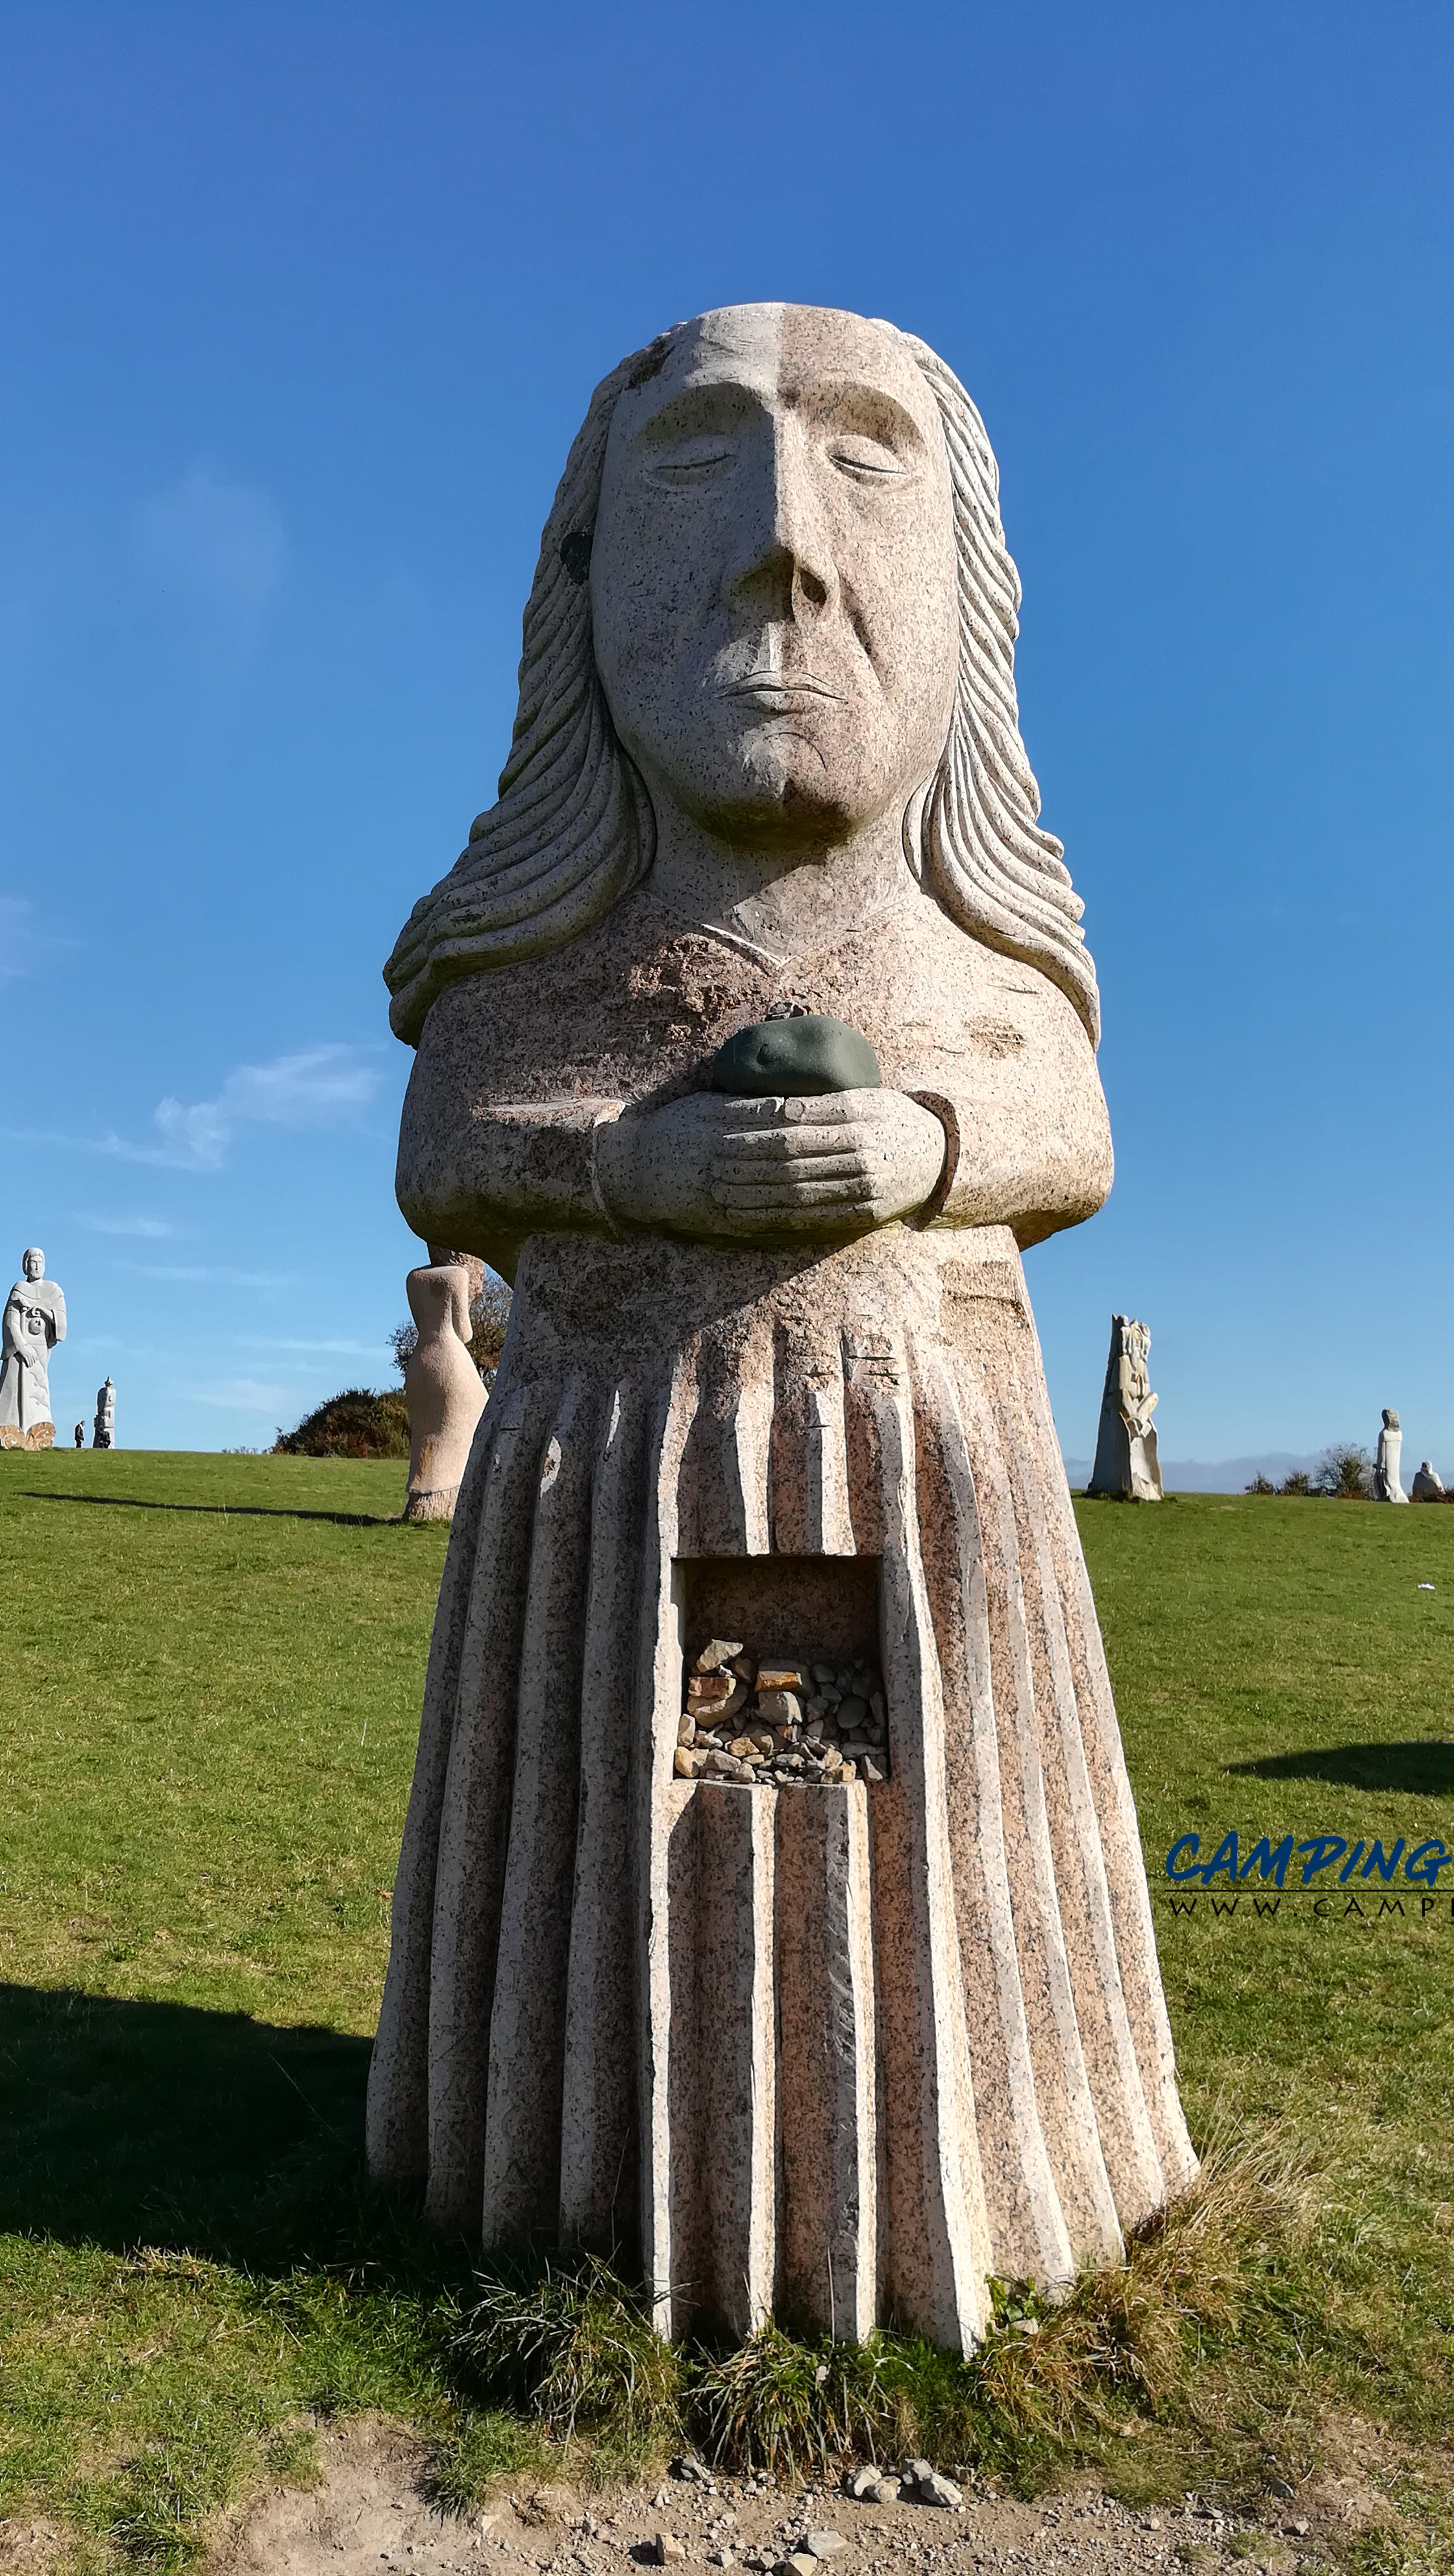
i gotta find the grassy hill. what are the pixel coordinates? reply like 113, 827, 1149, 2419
2, 1454, 1453, 2567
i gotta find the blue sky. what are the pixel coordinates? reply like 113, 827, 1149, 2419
2, 2, 1450, 1470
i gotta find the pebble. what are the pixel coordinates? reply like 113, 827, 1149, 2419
654, 2538, 686, 2565
776, 2557, 819, 2576
681, 1644, 890, 1787
915, 2473, 962, 2509
689, 1674, 736, 1707
804, 2536, 846, 2557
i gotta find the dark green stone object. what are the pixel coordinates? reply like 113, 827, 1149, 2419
709, 1014, 881, 1098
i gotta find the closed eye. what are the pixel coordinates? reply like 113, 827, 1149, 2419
649, 439, 735, 484
830, 438, 909, 482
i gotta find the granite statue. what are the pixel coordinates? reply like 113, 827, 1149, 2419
1411, 1459, 1445, 1502
1087, 1314, 1163, 1502
367, 304, 1197, 2351
93, 1377, 115, 1450
1373, 1407, 1406, 1503
0, 1249, 66, 1451
401, 1251, 489, 1522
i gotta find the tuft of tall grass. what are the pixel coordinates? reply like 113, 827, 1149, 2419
454, 2254, 681, 2445
686, 2324, 895, 2479
450, 2122, 1318, 2488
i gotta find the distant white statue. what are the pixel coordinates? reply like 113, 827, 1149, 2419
400, 1257, 487, 1522
1411, 1459, 1445, 1502
1373, 1407, 1407, 1502
0, 1249, 66, 1451
93, 1377, 116, 1450
1087, 1311, 1163, 1501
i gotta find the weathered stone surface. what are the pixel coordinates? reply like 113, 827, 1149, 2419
1087, 1315, 1162, 1501
1373, 1407, 1408, 1504
0, 1250, 65, 1446
400, 1261, 487, 1524
92, 1376, 116, 1450
368, 302, 1196, 2358
1412, 1459, 1446, 1502
694, 1639, 745, 1672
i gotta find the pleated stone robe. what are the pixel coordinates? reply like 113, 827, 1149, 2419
366, 886, 1198, 2351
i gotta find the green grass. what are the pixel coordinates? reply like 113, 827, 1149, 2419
3, 1457, 1453, 2568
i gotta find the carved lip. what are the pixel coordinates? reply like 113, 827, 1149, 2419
719, 673, 844, 706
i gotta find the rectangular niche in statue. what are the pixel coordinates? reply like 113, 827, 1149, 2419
664, 1553, 889, 2341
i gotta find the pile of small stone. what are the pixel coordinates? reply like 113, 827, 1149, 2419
676, 1640, 889, 1786
846, 2460, 963, 2508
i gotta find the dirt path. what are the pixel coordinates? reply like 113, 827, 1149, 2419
207, 2421, 1357, 2576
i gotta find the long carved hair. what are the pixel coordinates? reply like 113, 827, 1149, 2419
384, 319, 1098, 1046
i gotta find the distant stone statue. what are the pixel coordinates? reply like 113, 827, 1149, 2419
73, 1421, 84, 1448
1087, 1313, 1163, 1500
0, 1249, 66, 1450
400, 1254, 487, 1522
1411, 1459, 1445, 1502
93, 1378, 116, 1450
1373, 1407, 1407, 1502
367, 303, 1196, 2351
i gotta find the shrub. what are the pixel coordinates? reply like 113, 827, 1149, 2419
1244, 1474, 1276, 1495
1278, 1469, 1312, 1496
273, 1387, 411, 1459
1314, 1443, 1372, 1499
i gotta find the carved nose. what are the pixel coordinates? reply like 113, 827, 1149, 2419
728, 414, 833, 617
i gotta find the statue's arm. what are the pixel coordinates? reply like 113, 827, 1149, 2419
910, 979, 1113, 1250
396, 1037, 622, 1281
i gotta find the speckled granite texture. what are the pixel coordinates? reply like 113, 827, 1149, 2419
367, 304, 1196, 2351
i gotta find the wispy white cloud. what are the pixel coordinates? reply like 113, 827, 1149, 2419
184, 1376, 294, 1414
117, 1263, 290, 1289
3, 1045, 382, 1172
81, 1213, 177, 1240
135, 465, 286, 637
97, 1043, 382, 1171
0, 895, 75, 981
232, 1336, 380, 1357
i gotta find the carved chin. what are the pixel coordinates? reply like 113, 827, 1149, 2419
687, 715, 899, 848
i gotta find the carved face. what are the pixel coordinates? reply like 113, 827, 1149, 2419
591, 304, 958, 854
23, 1248, 42, 1282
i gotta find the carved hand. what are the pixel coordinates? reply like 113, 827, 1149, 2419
597, 1087, 946, 1241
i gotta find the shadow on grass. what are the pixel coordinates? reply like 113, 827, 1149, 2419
1229, 1740, 1454, 1794
20, 1491, 397, 1529
0, 1982, 425, 2270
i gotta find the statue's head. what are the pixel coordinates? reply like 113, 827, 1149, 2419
23, 1248, 42, 1282
591, 307, 957, 859
385, 303, 1097, 1046
1383, 1407, 1400, 1430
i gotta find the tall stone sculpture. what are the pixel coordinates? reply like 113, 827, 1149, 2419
1087, 1315, 1163, 1502
0, 1249, 66, 1451
401, 1252, 489, 1522
1373, 1407, 1407, 1503
1411, 1459, 1445, 1502
367, 304, 1197, 2351
93, 1377, 116, 1450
